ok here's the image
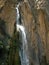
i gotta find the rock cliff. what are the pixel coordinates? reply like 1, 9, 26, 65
0, 0, 49, 65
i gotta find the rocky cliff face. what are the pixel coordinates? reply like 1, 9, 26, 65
19, 1, 49, 65
0, 0, 49, 65
0, 0, 22, 37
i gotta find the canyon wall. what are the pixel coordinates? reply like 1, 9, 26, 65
19, 1, 49, 65
0, 0, 49, 65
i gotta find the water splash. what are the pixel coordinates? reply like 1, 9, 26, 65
16, 3, 30, 65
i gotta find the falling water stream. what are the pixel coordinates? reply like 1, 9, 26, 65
16, 3, 30, 65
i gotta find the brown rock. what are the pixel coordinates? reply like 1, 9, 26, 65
0, 1, 16, 37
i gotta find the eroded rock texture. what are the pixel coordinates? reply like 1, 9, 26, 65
19, 1, 49, 65
0, 0, 49, 65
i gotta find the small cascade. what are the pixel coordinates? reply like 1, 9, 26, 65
16, 3, 30, 65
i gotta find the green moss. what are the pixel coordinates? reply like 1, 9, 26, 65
7, 31, 21, 65
0, 19, 21, 65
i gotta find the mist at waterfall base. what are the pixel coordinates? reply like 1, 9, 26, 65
16, 4, 30, 65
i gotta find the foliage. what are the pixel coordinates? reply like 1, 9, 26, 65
0, 19, 21, 65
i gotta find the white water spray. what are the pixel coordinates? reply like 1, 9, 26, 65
16, 3, 30, 65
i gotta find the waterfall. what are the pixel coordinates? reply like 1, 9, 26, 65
16, 3, 30, 65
